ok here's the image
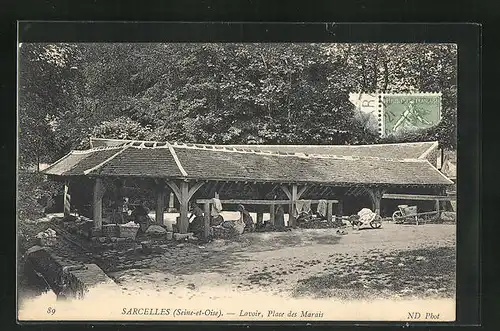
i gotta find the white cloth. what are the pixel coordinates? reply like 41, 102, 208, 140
211, 198, 223, 217
233, 216, 245, 235
357, 208, 376, 225
295, 200, 312, 214
317, 200, 328, 217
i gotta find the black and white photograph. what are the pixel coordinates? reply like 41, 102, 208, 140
17, 23, 462, 322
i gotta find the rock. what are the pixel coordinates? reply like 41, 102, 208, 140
173, 233, 191, 241
176, 243, 185, 248
146, 225, 167, 235
441, 211, 456, 222
415, 256, 427, 261
186, 283, 196, 290
397, 263, 405, 267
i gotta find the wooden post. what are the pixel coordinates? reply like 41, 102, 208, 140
368, 188, 383, 216
290, 184, 297, 227
179, 181, 189, 233
435, 199, 440, 217
326, 201, 333, 222
167, 180, 204, 234
203, 202, 210, 239
156, 187, 166, 225
337, 199, 343, 217
63, 181, 71, 218
256, 212, 264, 225
269, 203, 275, 225
92, 178, 105, 230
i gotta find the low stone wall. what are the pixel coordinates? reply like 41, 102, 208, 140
25, 246, 119, 299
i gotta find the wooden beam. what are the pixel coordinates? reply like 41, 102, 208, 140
196, 199, 291, 205
297, 185, 308, 199
166, 180, 181, 202
326, 201, 333, 222
290, 184, 298, 227
269, 203, 275, 225
319, 186, 330, 196
256, 212, 264, 225
187, 181, 205, 201
382, 193, 456, 201
337, 199, 344, 217
367, 188, 384, 215
203, 202, 210, 239
178, 181, 189, 233
156, 187, 166, 225
195, 198, 339, 205
281, 185, 292, 199
63, 180, 71, 217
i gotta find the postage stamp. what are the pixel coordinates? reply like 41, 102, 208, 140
17, 22, 463, 324
381, 94, 442, 137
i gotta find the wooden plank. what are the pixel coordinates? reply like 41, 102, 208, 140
196, 199, 291, 204
203, 202, 210, 239
195, 199, 339, 205
383, 193, 456, 201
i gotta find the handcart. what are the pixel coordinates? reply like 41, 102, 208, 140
392, 205, 419, 225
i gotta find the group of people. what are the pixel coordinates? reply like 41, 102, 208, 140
187, 202, 287, 238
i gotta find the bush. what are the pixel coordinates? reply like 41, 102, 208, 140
18, 170, 61, 222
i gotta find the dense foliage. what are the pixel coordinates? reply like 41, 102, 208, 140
18, 42, 457, 171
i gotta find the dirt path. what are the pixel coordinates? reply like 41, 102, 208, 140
108, 223, 455, 301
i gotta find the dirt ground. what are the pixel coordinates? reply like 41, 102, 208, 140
104, 222, 455, 301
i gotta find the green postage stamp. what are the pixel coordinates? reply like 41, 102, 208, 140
381, 93, 442, 137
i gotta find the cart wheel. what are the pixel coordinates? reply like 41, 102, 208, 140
392, 210, 403, 223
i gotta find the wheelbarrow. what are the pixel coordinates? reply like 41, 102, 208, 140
392, 205, 419, 225
350, 208, 382, 229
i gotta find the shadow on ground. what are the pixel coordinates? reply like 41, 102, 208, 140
293, 246, 455, 300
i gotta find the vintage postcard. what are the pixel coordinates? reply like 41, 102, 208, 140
17, 26, 459, 322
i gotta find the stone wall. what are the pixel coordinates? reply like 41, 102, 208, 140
25, 246, 119, 299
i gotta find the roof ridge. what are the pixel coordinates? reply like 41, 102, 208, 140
167, 142, 188, 177
91, 137, 438, 149
216, 141, 438, 148
171, 143, 425, 162
72, 145, 127, 154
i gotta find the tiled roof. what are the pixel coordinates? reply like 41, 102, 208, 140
44, 141, 453, 186
97, 147, 183, 177
44, 148, 121, 176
